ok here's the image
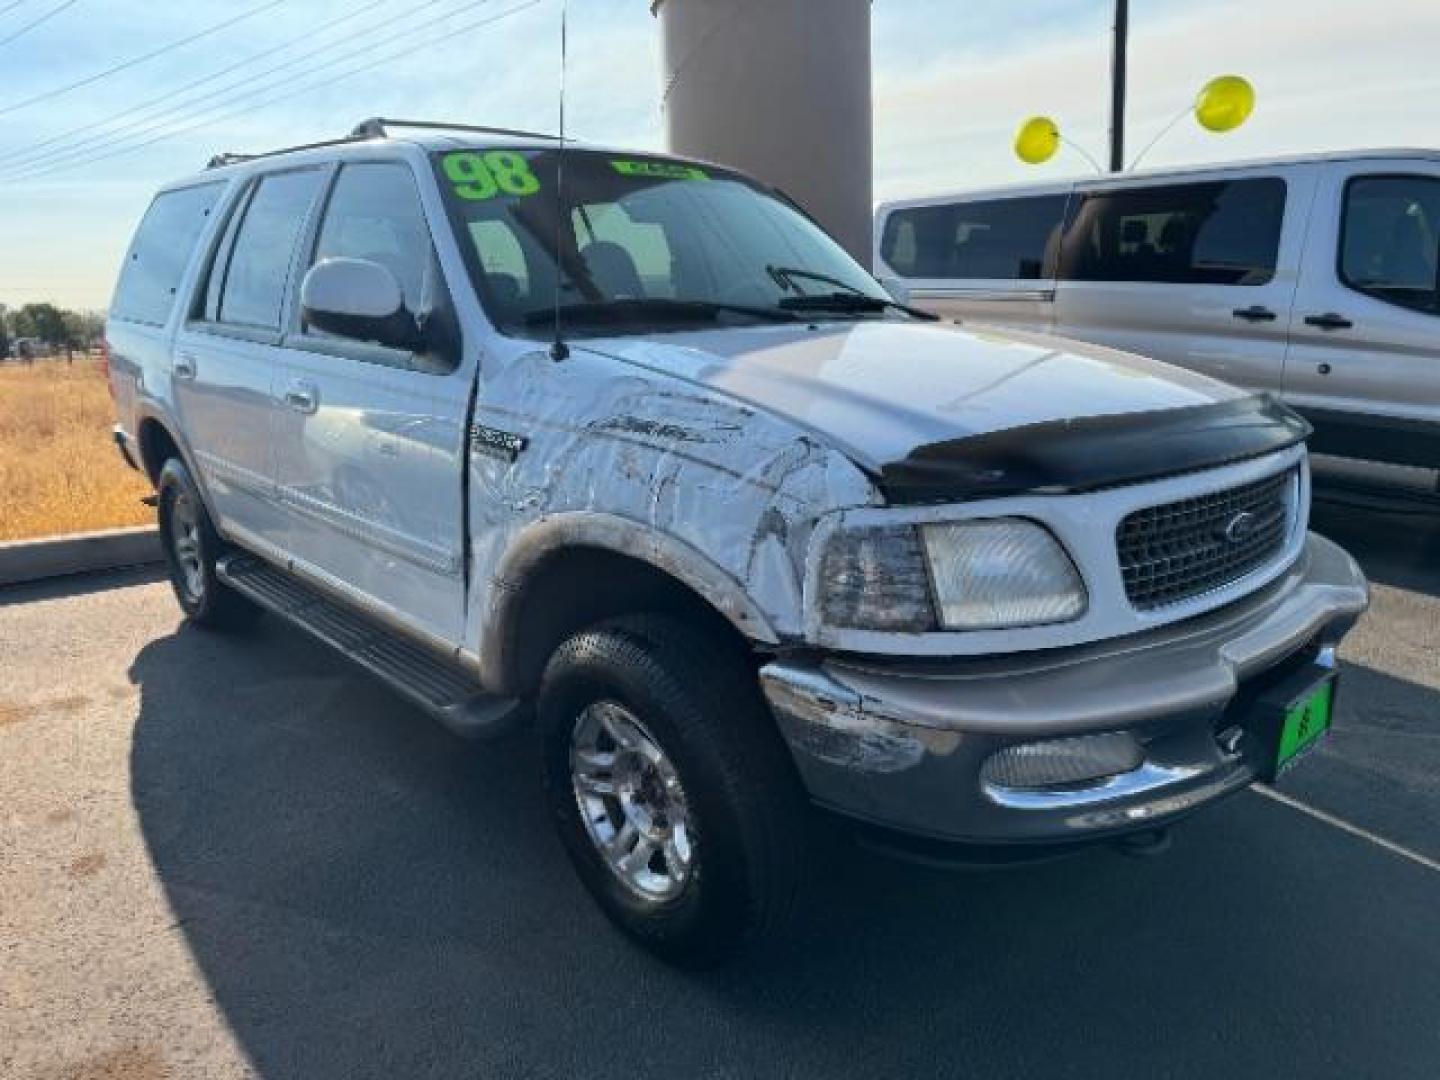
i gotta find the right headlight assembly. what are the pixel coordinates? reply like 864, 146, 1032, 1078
819, 518, 1087, 633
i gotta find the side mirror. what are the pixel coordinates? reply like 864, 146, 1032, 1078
877, 275, 912, 306
300, 257, 426, 353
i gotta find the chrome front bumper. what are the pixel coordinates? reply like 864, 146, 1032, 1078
761, 533, 1368, 845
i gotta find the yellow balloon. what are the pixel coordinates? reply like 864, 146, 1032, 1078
1195, 75, 1255, 133
1014, 116, 1060, 165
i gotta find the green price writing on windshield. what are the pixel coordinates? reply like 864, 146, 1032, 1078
611, 160, 709, 181
443, 151, 541, 200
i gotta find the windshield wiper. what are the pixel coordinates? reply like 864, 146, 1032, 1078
776, 290, 940, 321
767, 264, 939, 320
521, 297, 801, 327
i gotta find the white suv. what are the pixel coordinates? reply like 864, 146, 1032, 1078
108, 119, 1368, 965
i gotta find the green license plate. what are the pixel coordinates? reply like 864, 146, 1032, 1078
1275, 680, 1334, 773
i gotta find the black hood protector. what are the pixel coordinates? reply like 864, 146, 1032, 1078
876, 394, 1311, 505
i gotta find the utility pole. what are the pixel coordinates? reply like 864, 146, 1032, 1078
1109, 0, 1128, 172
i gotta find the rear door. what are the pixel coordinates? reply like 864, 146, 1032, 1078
271, 158, 472, 646
174, 167, 328, 540
107, 180, 226, 447
1282, 161, 1440, 466
875, 192, 1070, 329
1052, 168, 1314, 394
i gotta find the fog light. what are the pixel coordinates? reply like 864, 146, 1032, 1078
981, 732, 1145, 791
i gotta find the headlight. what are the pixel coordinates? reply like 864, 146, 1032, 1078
921, 519, 1086, 630
819, 518, 1085, 632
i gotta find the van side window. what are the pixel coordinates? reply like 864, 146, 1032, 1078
216, 170, 326, 330
1059, 178, 1285, 286
1340, 175, 1440, 316
310, 163, 434, 316
879, 196, 1068, 280
112, 182, 224, 326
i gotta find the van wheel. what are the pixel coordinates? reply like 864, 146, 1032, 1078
537, 615, 810, 968
156, 458, 259, 631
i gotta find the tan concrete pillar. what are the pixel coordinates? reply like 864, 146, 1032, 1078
651, 0, 873, 265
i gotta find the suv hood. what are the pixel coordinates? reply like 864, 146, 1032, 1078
577, 320, 1309, 503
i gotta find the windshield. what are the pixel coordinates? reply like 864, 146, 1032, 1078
432, 148, 895, 337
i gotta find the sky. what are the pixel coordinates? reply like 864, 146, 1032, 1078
0, 0, 1436, 311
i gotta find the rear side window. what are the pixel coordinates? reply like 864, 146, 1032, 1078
215, 169, 325, 329
1340, 174, 1440, 316
112, 183, 224, 326
879, 195, 1068, 280
1059, 178, 1286, 286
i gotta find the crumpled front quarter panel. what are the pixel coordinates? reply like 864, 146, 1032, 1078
466, 343, 878, 656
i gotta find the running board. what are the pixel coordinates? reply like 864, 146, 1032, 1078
216, 554, 522, 740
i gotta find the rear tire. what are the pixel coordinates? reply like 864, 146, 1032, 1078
537, 615, 810, 968
156, 458, 259, 632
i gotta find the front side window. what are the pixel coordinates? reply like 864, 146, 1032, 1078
434, 148, 893, 338
1340, 174, 1440, 316
1059, 177, 1286, 286
310, 162, 434, 316
112, 182, 224, 326
216, 169, 325, 330
880, 195, 1068, 280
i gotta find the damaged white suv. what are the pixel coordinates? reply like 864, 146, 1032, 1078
108, 120, 1368, 965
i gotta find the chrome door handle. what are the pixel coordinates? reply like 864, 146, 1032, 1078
283, 381, 319, 414
174, 352, 197, 380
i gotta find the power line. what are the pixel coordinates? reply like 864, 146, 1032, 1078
0, 0, 392, 169
0, 0, 78, 50
1, 0, 481, 179
0, 2, 31, 21
0, 0, 472, 177
5, 0, 543, 184
0, 0, 286, 120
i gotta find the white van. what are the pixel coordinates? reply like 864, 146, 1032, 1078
875, 150, 1440, 471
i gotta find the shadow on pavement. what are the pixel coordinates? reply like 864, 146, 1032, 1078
127, 619, 1440, 1080
1312, 491, 1440, 596
0, 564, 166, 607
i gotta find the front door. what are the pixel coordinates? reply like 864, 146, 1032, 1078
1283, 161, 1440, 467
174, 167, 329, 541
1052, 168, 1314, 396
270, 159, 472, 646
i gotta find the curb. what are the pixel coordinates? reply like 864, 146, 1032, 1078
0, 526, 163, 588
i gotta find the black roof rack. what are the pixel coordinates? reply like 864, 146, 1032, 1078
348, 117, 563, 141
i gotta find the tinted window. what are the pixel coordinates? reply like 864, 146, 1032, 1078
1340, 174, 1440, 316
880, 196, 1068, 280
436, 149, 888, 339
112, 183, 224, 326
311, 163, 433, 313
1059, 178, 1285, 285
217, 170, 324, 329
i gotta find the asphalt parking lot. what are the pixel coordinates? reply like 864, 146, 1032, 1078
2, 491, 1437, 1080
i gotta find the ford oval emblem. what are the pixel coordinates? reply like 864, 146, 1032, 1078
1221, 510, 1259, 544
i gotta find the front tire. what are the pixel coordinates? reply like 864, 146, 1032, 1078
538, 615, 810, 968
156, 458, 259, 631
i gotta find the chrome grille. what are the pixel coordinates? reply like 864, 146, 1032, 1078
1117, 468, 1297, 610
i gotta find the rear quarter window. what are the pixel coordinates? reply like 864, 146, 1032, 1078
880, 195, 1068, 280
111, 182, 225, 326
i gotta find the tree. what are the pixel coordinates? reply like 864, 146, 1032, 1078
0, 304, 9, 360
19, 303, 67, 348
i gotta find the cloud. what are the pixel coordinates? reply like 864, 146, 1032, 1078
873, 0, 1440, 199
1, 0, 1436, 307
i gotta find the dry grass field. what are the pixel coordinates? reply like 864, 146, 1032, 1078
0, 358, 154, 541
